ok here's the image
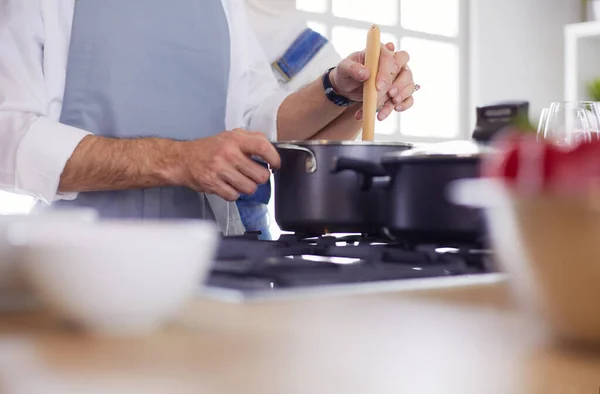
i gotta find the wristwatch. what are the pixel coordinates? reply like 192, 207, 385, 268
322, 67, 354, 107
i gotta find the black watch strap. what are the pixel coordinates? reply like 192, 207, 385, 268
322, 67, 354, 107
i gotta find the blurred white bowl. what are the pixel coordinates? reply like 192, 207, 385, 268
0, 208, 98, 311
10, 219, 218, 336
450, 178, 600, 346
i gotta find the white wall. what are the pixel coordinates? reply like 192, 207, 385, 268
470, 0, 582, 125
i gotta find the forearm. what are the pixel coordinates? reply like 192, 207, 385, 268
58, 135, 185, 193
308, 103, 363, 141
276, 78, 348, 141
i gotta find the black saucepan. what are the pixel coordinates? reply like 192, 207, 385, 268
331, 142, 487, 243
273, 141, 413, 235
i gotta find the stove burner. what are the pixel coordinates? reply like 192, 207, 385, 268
205, 233, 496, 295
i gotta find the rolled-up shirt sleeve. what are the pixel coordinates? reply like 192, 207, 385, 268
0, 1, 89, 204
242, 25, 288, 142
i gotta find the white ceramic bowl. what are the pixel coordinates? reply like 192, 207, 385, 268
450, 178, 600, 346
10, 219, 218, 336
0, 208, 99, 311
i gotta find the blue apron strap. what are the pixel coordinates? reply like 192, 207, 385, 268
272, 28, 328, 83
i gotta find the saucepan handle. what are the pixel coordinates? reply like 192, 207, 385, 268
331, 157, 387, 177
275, 143, 318, 174
331, 157, 391, 190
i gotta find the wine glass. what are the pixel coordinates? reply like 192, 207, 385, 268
542, 102, 600, 146
536, 107, 549, 141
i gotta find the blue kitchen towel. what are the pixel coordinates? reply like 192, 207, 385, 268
238, 160, 271, 204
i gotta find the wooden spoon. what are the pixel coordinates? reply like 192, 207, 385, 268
362, 25, 381, 142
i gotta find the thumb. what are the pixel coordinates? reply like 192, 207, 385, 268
337, 58, 370, 83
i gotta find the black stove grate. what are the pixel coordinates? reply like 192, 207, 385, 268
204, 233, 496, 294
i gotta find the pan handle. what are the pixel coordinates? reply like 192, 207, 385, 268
331, 157, 391, 190
275, 144, 317, 174
331, 157, 387, 177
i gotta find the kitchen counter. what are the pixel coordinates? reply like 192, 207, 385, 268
0, 280, 599, 394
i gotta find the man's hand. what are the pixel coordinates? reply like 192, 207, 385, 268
329, 42, 417, 122
59, 129, 280, 202
179, 129, 280, 201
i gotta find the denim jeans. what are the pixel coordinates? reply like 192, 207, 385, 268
236, 201, 271, 240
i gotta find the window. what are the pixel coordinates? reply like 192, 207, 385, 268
297, 0, 470, 144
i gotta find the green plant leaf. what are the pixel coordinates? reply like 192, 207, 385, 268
588, 78, 600, 101
511, 113, 536, 133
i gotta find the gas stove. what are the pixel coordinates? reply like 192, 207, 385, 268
201, 232, 503, 301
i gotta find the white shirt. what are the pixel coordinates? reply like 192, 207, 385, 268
245, 0, 342, 92
0, 0, 286, 204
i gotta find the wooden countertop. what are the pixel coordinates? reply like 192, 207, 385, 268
0, 281, 599, 394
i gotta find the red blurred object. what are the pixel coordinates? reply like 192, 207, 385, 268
480, 129, 522, 181
482, 128, 600, 195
